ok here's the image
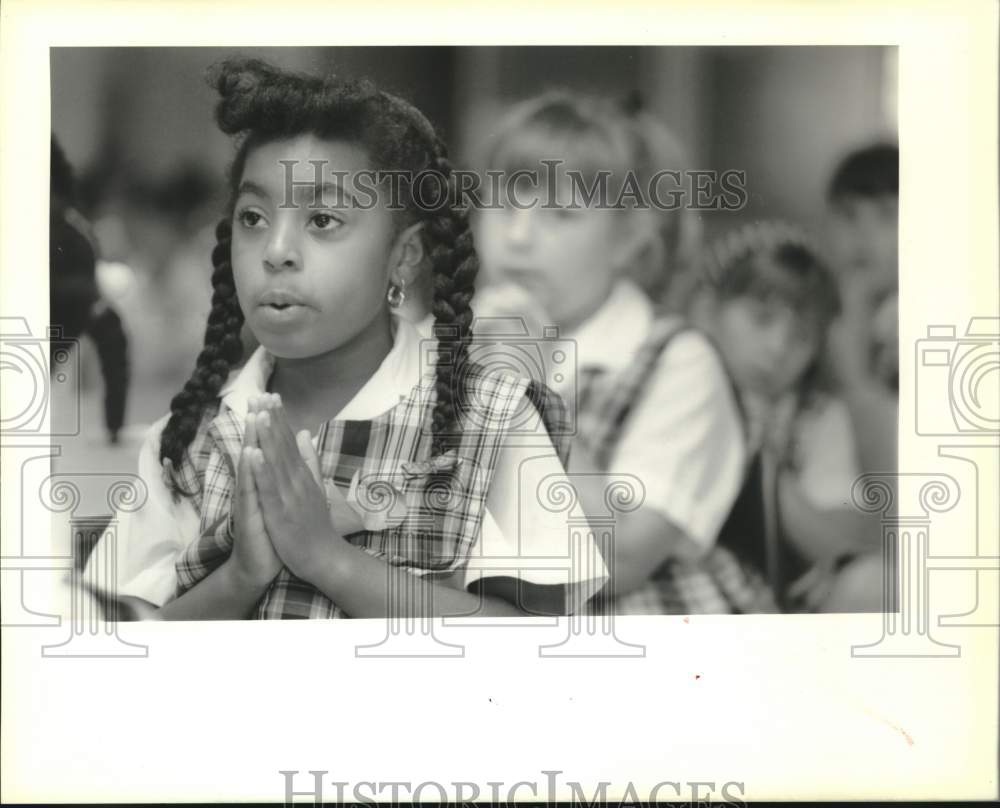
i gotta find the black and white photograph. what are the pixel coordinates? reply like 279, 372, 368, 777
2, 0, 997, 803
50, 45, 900, 620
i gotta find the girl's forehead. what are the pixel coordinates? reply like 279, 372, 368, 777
490, 121, 629, 179
242, 135, 373, 184
727, 293, 827, 335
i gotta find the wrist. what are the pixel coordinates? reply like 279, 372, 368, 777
222, 557, 275, 597
296, 534, 352, 590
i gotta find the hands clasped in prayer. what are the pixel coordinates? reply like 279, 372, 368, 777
231, 393, 342, 590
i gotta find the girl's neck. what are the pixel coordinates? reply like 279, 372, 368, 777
268, 310, 394, 433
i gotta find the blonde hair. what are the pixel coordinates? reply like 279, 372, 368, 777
619, 107, 702, 307
482, 91, 701, 306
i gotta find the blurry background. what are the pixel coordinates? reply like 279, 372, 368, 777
51, 46, 896, 473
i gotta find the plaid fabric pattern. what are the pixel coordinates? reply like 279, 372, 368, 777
578, 316, 780, 615
172, 363, 534, 619
610, 549, 779, 615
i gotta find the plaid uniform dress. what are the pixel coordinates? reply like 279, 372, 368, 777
169, 364, 567, 619
578, 317, 781, 615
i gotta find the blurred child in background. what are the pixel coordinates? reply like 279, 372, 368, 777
690, 222, 883, 612
616, 92, 704, 310
50, 137, 130, 444
824, 143, 899, 477
473, 92, 746, 614
401, 95, 702, 330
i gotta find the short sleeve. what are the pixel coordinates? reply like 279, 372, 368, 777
606, 330, 746, 551
82, 415, 200, 607
794, 397, 861, 510
462, 395, 609, 614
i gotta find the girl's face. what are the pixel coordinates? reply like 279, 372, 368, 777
231, 135, 400, 359
711, 296, 820, 400
474, 176, 639, 330
826, 194, 898, 296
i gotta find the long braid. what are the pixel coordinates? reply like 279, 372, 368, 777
159, 218, 244, 482
370, 84, 481, 456
420, 150, 478, 457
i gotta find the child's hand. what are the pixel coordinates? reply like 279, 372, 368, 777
229, 404, 283, 589
786, 559, 838, 612
251, 398, 344, 584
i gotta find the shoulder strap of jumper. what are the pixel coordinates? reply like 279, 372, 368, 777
594, 315, 751, 458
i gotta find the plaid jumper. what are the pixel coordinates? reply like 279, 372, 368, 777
578, 317, 781, 615
169, 363, 563, 619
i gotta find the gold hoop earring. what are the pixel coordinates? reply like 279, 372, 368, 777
387, 281, 406, 308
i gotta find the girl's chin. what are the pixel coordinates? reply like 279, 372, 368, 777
254, 333, 328, 361
255, 330, 366, 362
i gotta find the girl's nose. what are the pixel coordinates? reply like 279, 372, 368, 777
762, 320, 793, 362
505, 208, 536, 247
263, 220, 302, 271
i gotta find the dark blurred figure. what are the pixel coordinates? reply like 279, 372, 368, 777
824, 143, 898, 477
826, 143, 898, 300
50, 136, 130, 443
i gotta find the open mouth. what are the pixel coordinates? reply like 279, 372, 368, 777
256, 292, 310, 326
258, 290, 308, 310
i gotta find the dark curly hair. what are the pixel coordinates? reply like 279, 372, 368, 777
159, 58, 477, 485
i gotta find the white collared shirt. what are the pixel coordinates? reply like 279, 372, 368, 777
555, 280, 745, 551
89, 314, 608, 614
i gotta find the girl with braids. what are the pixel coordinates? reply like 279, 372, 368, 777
84, 58, 607, 620
472, 92, 745, 615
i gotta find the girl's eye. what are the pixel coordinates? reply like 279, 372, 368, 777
237, 209, 265, 229
310, 212, 343, 231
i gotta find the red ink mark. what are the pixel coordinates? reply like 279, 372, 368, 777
683, 617, 690, 624
888, 721, 914, 746
879, 715, 914, 745
863, 707, 915, 747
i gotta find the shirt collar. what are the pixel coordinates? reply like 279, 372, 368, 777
564, 279, 655, 373
218, 313, 425, 422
